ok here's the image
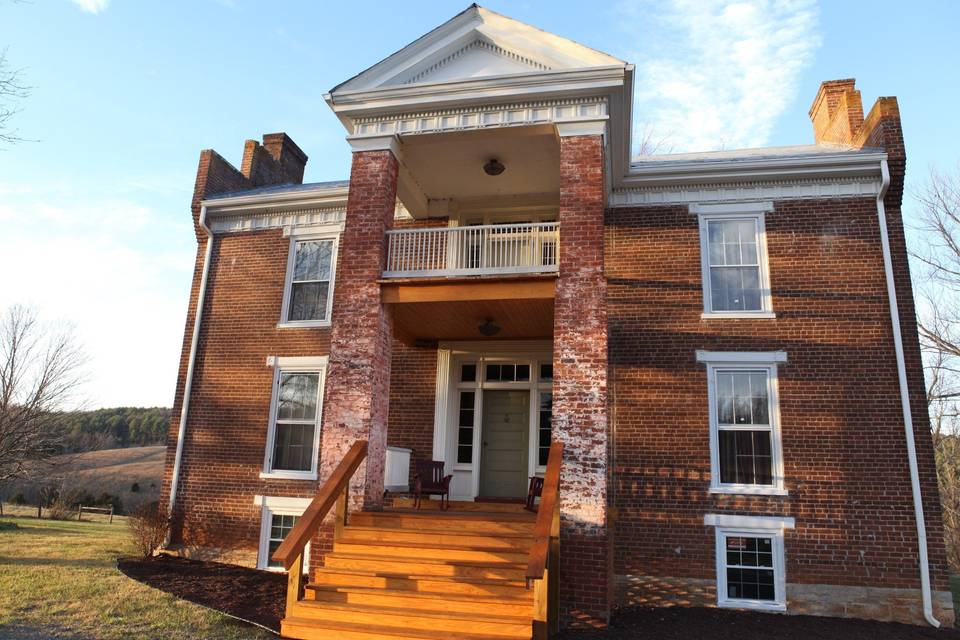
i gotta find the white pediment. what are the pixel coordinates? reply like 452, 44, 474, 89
332, 5, 624, 94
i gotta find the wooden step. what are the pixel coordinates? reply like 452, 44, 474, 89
288, 600, 531, 637
308, 569, 530, 597
323, 553, 527, 580
390, 498, 528, 513
349, 511, 535, 535
281, 617, 529, 640
341, 525, 533, 550
333, 540, 529, 564
307, 584, 533, 616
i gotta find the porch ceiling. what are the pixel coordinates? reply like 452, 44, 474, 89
390, 297, 554, 343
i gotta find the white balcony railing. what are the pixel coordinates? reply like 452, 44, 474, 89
383, 222, 559, 278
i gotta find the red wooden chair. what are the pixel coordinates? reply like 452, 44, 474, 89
413, 460, 453, 510
525, 476, 544, 512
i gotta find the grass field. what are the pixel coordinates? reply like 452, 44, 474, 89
0, 506, 273, 639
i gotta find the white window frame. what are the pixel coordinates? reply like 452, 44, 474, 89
705, 513, 794, 612
260, 355, 328, 481
697, 351, 787, 496
693, 202, 774, 319
278, 227, 340, 329
254, 495, 312, 572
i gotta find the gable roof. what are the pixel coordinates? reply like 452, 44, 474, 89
331, 4, 624, 94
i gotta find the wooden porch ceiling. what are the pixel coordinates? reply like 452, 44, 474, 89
381, 276, 555, 343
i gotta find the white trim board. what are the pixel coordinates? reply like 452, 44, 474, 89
704, 513, 795, 529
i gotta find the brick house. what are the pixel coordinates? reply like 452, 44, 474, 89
159, 5, 952, 638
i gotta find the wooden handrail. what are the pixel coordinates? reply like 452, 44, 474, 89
526, 441, 563, 581
527, 441, 562, 639
271, 440, 368, 570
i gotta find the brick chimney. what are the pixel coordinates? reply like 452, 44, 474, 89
240, 132, 309, 187
809, 79, 865, 145
188, 132, 309, 240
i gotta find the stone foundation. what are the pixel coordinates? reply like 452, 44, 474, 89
617, 574, 955, 627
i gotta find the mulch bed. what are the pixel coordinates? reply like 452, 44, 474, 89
117, 555, 285, 633
119, 556, 960, 639
560, 605, 960, 640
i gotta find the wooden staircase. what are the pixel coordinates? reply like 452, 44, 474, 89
282, 506, 537, 639
270, 442, 563, 640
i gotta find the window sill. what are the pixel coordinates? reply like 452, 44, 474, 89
259, 471, 318, 481
710, 486, 788, 497
718, 599, 786, 613
701, 312, 776, 320
277, 321, 331, 329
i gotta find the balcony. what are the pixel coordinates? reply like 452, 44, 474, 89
383, 222, 559, 279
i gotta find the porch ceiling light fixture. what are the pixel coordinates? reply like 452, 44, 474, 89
483, 158, 505, 176
478, 317, 501, 337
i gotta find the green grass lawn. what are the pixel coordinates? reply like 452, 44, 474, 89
0, 506, 273, 639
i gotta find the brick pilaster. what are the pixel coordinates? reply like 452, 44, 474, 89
553, 134, 612, 626
319, 149, 399, 511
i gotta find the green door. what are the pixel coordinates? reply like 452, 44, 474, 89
479, 390, 529, 498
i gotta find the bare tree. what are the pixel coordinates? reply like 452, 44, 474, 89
0, 47, 29, 145
635, 123, 673, 157
0, 305, 86, 486
913, 167, 960, 570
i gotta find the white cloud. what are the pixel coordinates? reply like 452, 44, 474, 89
0, 189, 195, 408
71, 0, 111, 14
616, 0, 821, 154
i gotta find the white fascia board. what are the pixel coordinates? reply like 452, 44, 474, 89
202, 189, 349, 215
704, 513, 796, 530
622, 151, 888, 188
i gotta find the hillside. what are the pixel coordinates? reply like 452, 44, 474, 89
4, 445, 166, 512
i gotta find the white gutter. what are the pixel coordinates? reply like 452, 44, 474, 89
875, 159, 940, 627
166, 205, 214, 531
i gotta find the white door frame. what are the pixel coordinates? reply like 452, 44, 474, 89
432, 340, 553, 500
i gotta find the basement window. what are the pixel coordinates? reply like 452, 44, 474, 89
255, 495, 311, 572
279, 235, 338, 328
261, 356, 327, 481
705, 513, 793, 611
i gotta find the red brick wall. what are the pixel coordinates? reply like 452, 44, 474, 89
320, 149, 399, 511
159, 227, 334, 566
554, 134, 612, 626
387, 339, 438, 485
606, 195, 949, 592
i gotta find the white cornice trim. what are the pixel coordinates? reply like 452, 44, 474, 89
610, 176, 882, 207
625, 151, 886, 186
556, 119, 607, 137
347, 135, 402, 157
209, 207, 347, 234
348, 96, 608, 140
202, 187, 348, 212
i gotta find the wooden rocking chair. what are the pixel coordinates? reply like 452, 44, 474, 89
413, 460, 453, 510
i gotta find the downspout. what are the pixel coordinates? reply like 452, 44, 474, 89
875, 159, 940, 627
166, 205, 213, 534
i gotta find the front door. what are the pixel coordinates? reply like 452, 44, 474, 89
479, 390, 529, 498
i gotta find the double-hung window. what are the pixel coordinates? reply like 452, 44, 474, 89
698, 351, 786, 495
261, 356, 327, 480
280, 234, 338, 327
694, 203, 773, 318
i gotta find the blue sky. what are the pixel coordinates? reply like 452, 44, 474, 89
0, 0, 957, 408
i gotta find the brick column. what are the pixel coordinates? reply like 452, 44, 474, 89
553, 133, 611, 626
319, 147, 398, 511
